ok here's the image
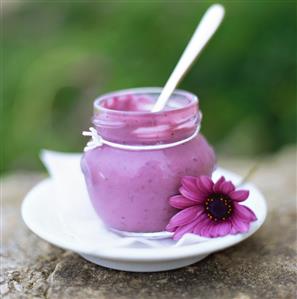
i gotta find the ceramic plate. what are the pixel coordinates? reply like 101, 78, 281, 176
21, 168, 267, 272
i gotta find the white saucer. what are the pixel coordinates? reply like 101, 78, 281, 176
21, 167, 267, 272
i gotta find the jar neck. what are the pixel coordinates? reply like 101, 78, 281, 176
92, 88, 201, 146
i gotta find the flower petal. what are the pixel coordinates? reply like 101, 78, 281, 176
196, 175, 214, 194
230, 190, 249, 202
179, 186, 205, 202
220, 180, 235, 195
166, 225, 177, 233
169, 195, 197, 209
166, 206, 200, 229
201, 220, 231, 238
213, 221, 232, 237
192, 215, 211, 235
234, 203, 257, 222
230, 215, 250, 234
199, 221, 217, 237
213, 176, 226, 193
172, 221, 198, 240
172, 212, 209, 240
181, 176, 198, 193
206, 223, 222, 238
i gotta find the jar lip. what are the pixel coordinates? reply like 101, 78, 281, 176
93, 87, 199, 115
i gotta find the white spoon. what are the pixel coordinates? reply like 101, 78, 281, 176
152, 4, 225, 112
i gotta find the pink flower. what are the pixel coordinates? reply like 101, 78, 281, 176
166, 176, 257, 240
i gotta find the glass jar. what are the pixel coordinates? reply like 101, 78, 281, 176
81, 87, 216, 233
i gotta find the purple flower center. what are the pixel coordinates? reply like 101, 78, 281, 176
205, 194, 233, 221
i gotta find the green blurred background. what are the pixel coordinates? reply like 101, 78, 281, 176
1, 1, 296, 174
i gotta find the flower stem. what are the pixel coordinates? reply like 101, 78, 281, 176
236, 163, 260, 187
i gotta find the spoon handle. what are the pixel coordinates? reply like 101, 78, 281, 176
152, 4, 225, 112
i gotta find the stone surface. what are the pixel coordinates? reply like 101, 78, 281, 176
1, 146, 296, 299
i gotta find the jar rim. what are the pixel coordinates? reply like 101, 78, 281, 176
93, 87, 199, 115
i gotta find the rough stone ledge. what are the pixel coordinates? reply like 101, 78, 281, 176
1, 146, 296, 299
